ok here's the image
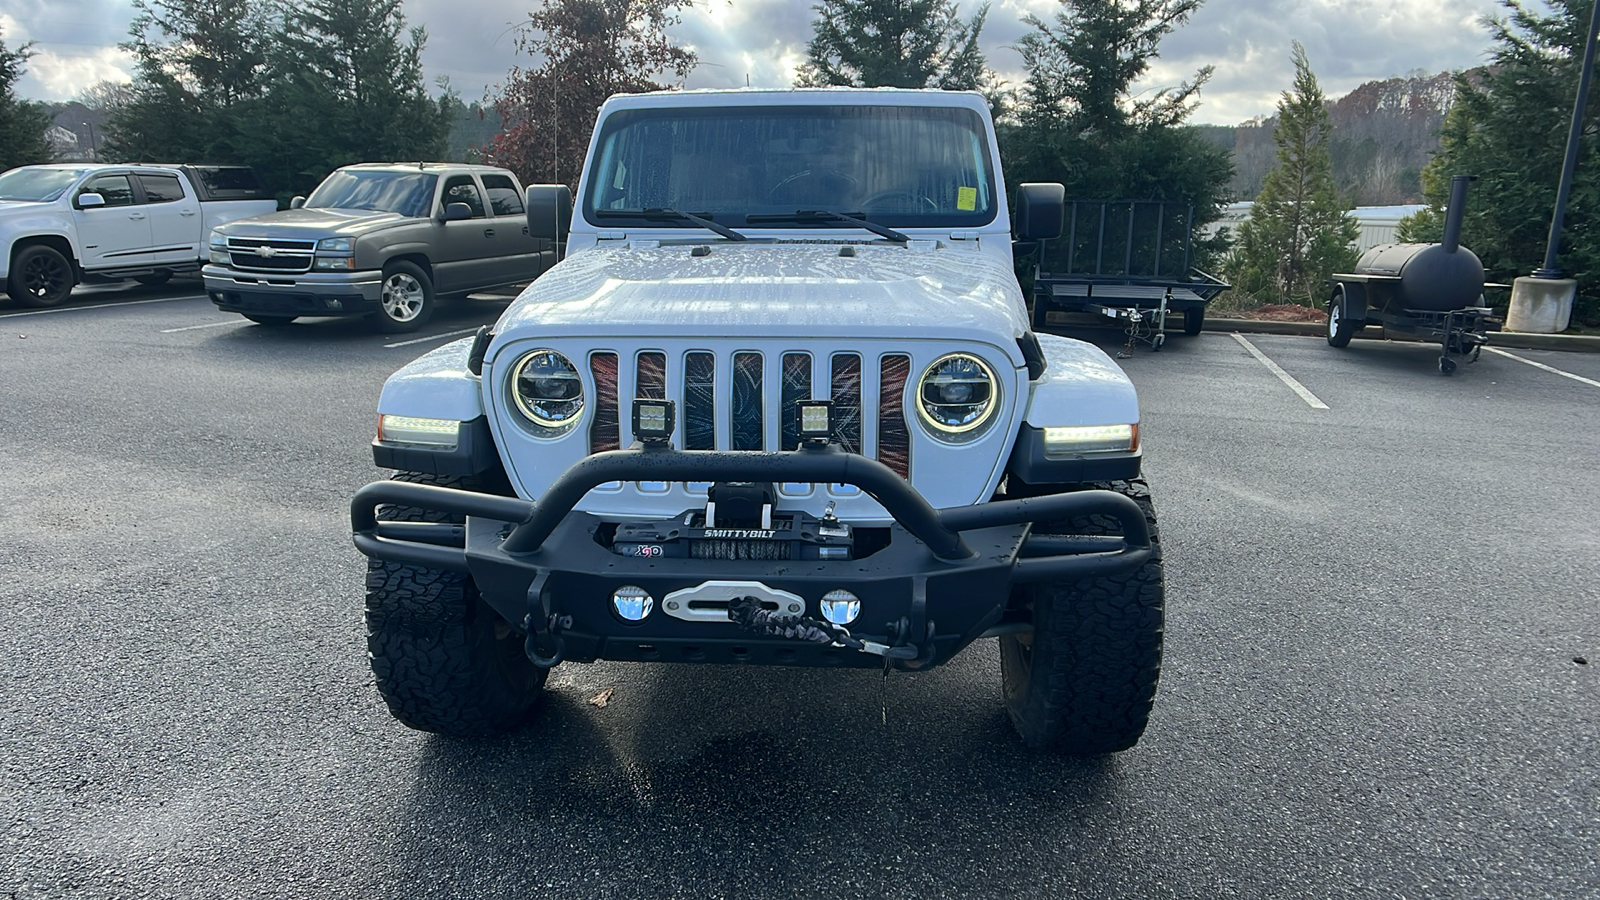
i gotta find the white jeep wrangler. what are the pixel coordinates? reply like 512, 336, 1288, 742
351, 88, 1163, 755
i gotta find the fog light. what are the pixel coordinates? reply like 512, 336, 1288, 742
377, 414, 459, 448
819, 590, 860, 625
1041, 423, 1137, 458
612, 586, 654, 622
797, 400, 833, 442
632, 399, 675, 444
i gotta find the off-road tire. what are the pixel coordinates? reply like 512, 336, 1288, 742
366, 471, 546, 736
243, 314, 297, 326
999, 478, 1164, 756
8, 244, 74, 308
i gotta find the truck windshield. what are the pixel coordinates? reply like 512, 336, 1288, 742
306, 171, 438, 217
584, 105, 997, 230
0, 167, 89, 203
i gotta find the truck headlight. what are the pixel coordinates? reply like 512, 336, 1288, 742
510, 349, 584, 433
317, 237, 354, 252
378, 415, 460, 448
314, 257, 356, 270
916, 353, 998, 440
208, 231, 228, 263
1042, 424, 1138, 458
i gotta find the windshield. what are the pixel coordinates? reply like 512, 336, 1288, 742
584, 104, 997, 230
306, 171, 438, 217
0, 167, 89, 203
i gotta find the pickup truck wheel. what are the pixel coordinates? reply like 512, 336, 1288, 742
8, 245, 74, 308
999, 479, 1164, 756
366, 471, 546, 736
375, 262, 434, 333
243, 314, 297, 326
133, 272, 172, 286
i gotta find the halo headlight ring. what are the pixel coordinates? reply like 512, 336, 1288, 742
509, 348, 584, 435
916, 352, 1000, 441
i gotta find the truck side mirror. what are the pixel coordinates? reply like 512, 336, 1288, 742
1013, 183, 1065, 242
526, 185, 572, 247
442, 202, 473, 222
77, 193, 106, 209
289, 196, 306, 210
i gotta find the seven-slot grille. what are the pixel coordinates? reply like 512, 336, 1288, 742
588, 349, 913, 477
226, 237, 316, 273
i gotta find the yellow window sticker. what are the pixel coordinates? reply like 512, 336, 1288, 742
957, 186, 977, 211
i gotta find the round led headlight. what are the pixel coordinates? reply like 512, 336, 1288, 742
510, 349, 584, 431
916, 352, 998, 438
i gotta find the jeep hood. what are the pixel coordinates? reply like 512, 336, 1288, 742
213, 207, 413, 238
493, 243, 1031, 358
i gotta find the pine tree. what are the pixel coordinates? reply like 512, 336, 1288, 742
0, 30, 53, 169
1227, 44, 1358, 305
796, 0, 993, 92
263, 0, 447, 193
486, 0, 698, 190
1412, 0, 1600, 324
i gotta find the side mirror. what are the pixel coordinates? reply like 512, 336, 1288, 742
289, 196, 306, 210
77, 193, 106, 209
526, 184, 572, 246
1013, 183, 1065, 242
442, 202, 473, 222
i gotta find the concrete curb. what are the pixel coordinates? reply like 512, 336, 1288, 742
1204, 317, 1600, 353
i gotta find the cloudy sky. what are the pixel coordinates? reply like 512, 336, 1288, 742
5, 0, 1506, 126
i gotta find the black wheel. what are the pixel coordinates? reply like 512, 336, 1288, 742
1439, 356, 1457, 375
1182, 306, 1205, 336
375, 261, 435, 333
7, 244, 74, 308
133, 271, 172, 287
999, 478, 1164, 755
366, 471, 546, 736
1152, 332, 1165, 351
1327, 287, 1357, 348
242, 314, 297, 326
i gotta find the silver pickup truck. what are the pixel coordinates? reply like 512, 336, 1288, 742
203, 162, 555, 332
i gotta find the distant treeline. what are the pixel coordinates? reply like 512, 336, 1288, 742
1196, 70, 1461, 206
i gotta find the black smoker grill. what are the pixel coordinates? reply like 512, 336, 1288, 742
1326, 175, 1505, 375
1029, 200, 1231, 356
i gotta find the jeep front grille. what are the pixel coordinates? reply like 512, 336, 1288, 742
226, 237, 315, 273
586, 348, 913, 478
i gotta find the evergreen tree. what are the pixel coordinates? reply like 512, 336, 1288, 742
1226, 44, 1359, 306
0, 30, 53, 169
106, 0, 271, 163
263, 0, 447, 194
796, 0, 993, 92
1000, 0, 1232, 272
486, 0, 698, 190
1413, 0, 1600, 324
1225, 45, 1357, 304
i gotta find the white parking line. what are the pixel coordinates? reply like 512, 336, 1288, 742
383, 327, 483, 349
1484, 346, 1600, 388
160, 320, 242, 334
0, 294, 207, 319
1230, 333, 1330, 409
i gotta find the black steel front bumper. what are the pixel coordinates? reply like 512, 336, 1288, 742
350, 445, 1153, 670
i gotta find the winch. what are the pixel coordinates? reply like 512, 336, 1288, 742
609, 482, 854, 561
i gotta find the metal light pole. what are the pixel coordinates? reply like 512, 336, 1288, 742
1533, 0, 1600, 278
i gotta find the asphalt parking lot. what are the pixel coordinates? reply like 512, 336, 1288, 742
1, 283, 1595, 899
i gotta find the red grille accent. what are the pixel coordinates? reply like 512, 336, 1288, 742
636, 351, 666, 400
878, 355, 911, 478
830, 353, 862, 454
590, 352, 620, 453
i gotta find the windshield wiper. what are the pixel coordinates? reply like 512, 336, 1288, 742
744, 209, 909, 244
594, 207, 748, 242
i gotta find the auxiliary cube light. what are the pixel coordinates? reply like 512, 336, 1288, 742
632, 398, 676, 443
797, 400, 834, 443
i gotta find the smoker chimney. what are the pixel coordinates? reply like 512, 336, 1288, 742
1441, 175, 1474, 254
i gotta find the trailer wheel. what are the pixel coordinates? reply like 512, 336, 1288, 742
1327, 289, 1357, 348
999, 479, 1164, 756
1439, 356, 1457, 376
366, 471, 546, 736
1182, 306, 1205, 336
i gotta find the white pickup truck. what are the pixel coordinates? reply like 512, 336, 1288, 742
0, 163, 277, 308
